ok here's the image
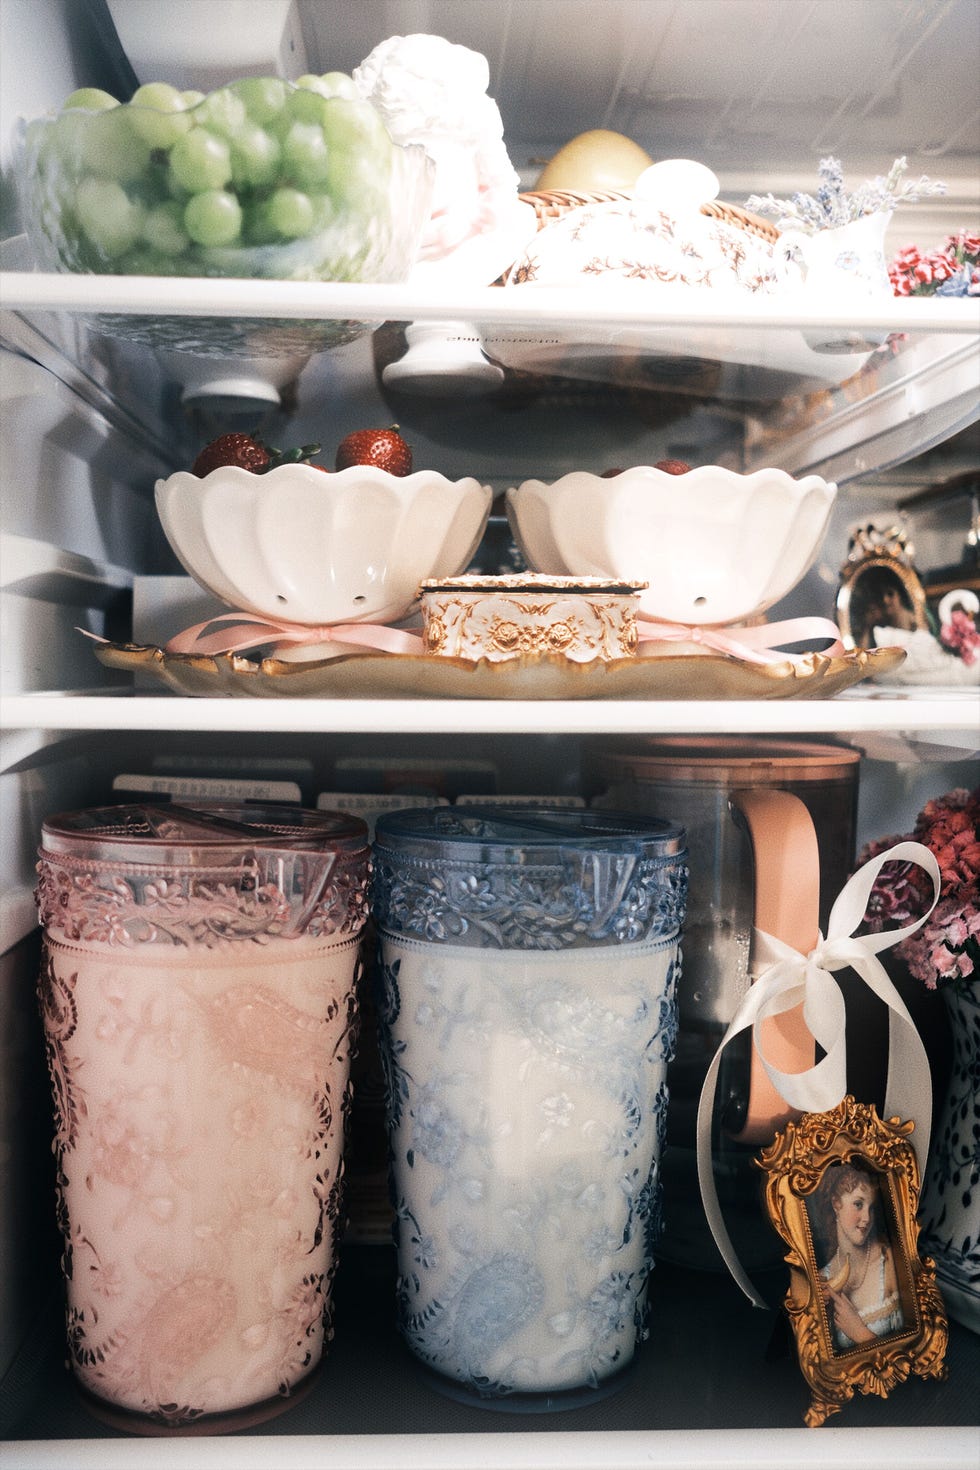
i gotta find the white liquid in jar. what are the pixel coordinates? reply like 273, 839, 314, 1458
376, 935, 679, 1397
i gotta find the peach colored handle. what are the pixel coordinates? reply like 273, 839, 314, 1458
726, 787, 820, 1146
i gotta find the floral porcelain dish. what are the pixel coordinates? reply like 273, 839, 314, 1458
155, 463, 492, 628
503, 195, 787, 295
505, 466, 837, 627
481, 158, 872, 389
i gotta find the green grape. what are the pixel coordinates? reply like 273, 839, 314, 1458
322, 100, 392, 207
32, 113, 80, 178
79, 108, 151, 183
63, 87, 119, 111
294, 74, 331, 96
229, 122, 280, 188
192, 87, 247, 138
264, 187, 314, 239
181, 90, 206, 109
317, 72, 358, 100
282, 121, 331, 188
117, 245, 175, 275
128, 82, 193, 147
329, 148, 392, 212
322, 97, 391, 157
231, 76, 289, 123
137, 150, 173, 202
284, 86, 329, 127
142, 199, 189, 255
75, 175, 144, 256
169, 127, 232, 192
242, 199, 280, 245
183, 189, 242, 245
165, 168, 191, 202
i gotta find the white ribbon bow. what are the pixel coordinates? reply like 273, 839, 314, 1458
695, 839, 942, 1308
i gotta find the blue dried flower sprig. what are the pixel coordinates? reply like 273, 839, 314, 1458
746, 156, 946, 235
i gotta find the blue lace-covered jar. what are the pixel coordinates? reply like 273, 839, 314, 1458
371, 806, 688, 1409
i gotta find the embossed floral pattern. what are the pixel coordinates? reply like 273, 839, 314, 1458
36, 930, 363, 1424
421, 586, 640, 663
375, 936, 681, 1396
505, 200, 786, 294
35, 850, 369, 950
372, 852, 686, 950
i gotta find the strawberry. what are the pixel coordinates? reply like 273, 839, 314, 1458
192, 432, 270, 477
191, 434, 325, 477
335, 424, 413, 476
654, 458, 692, 475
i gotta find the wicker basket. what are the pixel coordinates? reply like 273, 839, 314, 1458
517, 187, 780, 243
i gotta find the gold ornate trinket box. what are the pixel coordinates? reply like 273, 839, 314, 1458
419, 573, 647, 663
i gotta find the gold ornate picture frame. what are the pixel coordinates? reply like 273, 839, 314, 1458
757, 1096, 948, 1427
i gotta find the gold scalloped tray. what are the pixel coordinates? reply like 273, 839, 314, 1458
92, 641, 905, 700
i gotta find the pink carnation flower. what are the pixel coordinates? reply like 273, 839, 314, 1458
940, 608, 980, 665
857, 785, 980, 991
888, 230, 980, 296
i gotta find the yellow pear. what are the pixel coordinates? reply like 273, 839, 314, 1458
826, 1256, 851, 1294
534, 130, 654, 192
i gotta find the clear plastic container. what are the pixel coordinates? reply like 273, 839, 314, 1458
34, 802, 370, 1433
370, 805, 688, 1410
586, 737, 861, 1273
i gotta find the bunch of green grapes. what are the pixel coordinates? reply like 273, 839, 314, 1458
22, 74, 410, 279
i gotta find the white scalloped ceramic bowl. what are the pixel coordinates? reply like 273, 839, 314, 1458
506, 466, 837, 626
156, 464, 493, 626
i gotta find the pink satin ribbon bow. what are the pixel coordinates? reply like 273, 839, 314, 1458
636, 614, 846, 664
162, 612, 425, 657
86, 609, 845, 665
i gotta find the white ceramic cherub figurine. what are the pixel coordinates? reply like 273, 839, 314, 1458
354, 32, 533, 281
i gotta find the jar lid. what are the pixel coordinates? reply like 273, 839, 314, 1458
589, 736, 860, 786
420, 573, 648, 595
372, 805, 687, 949
40, 801, 368, 864
374, 803, 685, 863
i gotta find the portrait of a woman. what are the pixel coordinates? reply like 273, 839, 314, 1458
846, 562, 920, 649
808, 1160, 905, 1351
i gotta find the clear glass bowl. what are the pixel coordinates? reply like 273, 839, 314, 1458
16, 78, 434, 283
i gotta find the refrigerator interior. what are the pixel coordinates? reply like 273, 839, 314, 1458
1, 1, 979, 1466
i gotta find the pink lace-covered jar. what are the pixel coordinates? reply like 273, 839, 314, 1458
34, 802, 370, 1433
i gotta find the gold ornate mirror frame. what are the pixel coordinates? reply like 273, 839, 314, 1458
757, 1096, 948, 1427
837, 525, 929, 650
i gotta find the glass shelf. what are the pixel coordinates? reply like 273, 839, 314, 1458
4, 1247, 978, 1468
1, 690, 978, 745
2, 263, 978, 482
